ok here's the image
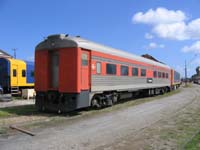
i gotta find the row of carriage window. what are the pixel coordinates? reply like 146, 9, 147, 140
96, 62, 169, 78
12, 69, 34, 77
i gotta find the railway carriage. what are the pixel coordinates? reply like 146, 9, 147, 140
35, 34, 180, 112
0, 58, 34, 94
171, 70, 181, 89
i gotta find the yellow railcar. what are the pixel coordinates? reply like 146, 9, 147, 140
0, 58, 34, 94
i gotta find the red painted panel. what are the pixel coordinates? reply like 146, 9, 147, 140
171, 69, 174, 85
116, 64, 120, 76
91, 50, 169, 71
101, 62, 106, 75
91, 51, 149, 67
128, 66, 132, 76
146, 69, 153, 78
35, 50, 49, 91
59, 48, 81, 93
138, 68, 141, 77
91, 60, 96, 74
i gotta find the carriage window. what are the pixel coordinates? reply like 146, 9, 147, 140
13, 69, 17, 77
158, 72, 162, 78
166, 73, 168, 78
22, 70, 26, 77
153, 71, 157, 78
162, 72, 165, 78
82, 53, 88, 66
106, 64, 116, 75
132, 67, 138, 76
121, 66, 128, 76
96, 62, 101, 74
31, 71, 34, 77
141, 69, 146, 77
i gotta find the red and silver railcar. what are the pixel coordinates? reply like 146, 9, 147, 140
35, 34, 180, 112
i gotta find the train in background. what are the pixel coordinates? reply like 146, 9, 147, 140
35, 34, 181, 112
0, 58, 34, 95
192, 66, 200, 84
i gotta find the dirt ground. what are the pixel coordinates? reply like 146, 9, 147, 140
0, 85, 200, 150
0, 99, 35, 108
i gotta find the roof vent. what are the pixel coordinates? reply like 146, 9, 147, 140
47, 34, 66, 39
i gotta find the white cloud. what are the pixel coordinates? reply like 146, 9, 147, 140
133, 8, 200, 41
153, 22, 188, 40
182, 41, 200, 53
145, 33, 154, 39
133, 7, 186, 25
153, 19, 200, 40
149, 42, 157, 49
145, 42, 165, 50
186, 18, 200, 39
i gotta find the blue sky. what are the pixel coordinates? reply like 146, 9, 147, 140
0, 0, 200, 77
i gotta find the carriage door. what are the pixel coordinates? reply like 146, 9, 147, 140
81, 50, 90, 90
50, 51, 59, 89
12, 65, 18, 86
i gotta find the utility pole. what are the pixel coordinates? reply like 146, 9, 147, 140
185, 60, 187, 85
12, 48, 17, 59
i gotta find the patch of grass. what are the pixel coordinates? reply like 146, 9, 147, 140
183, 83, 193, 88
159, 113, 200, 149
160, 130, 178, 140
143, 146, 154, 150
0, 111, 12, 118
0, 105, 38, 118
185, 132, 200, 150
12, 96, 23, 100
141, 92, 200, 150
0, 127, 7, 134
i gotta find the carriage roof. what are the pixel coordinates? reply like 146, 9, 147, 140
36, 34, 171, 69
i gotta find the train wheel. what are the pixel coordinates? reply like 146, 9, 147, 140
106, 97, 113, 107
91, 96, 102, 108
166, 87, 171, 92
160, 88, 165, 95
112, 94, 118, 104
